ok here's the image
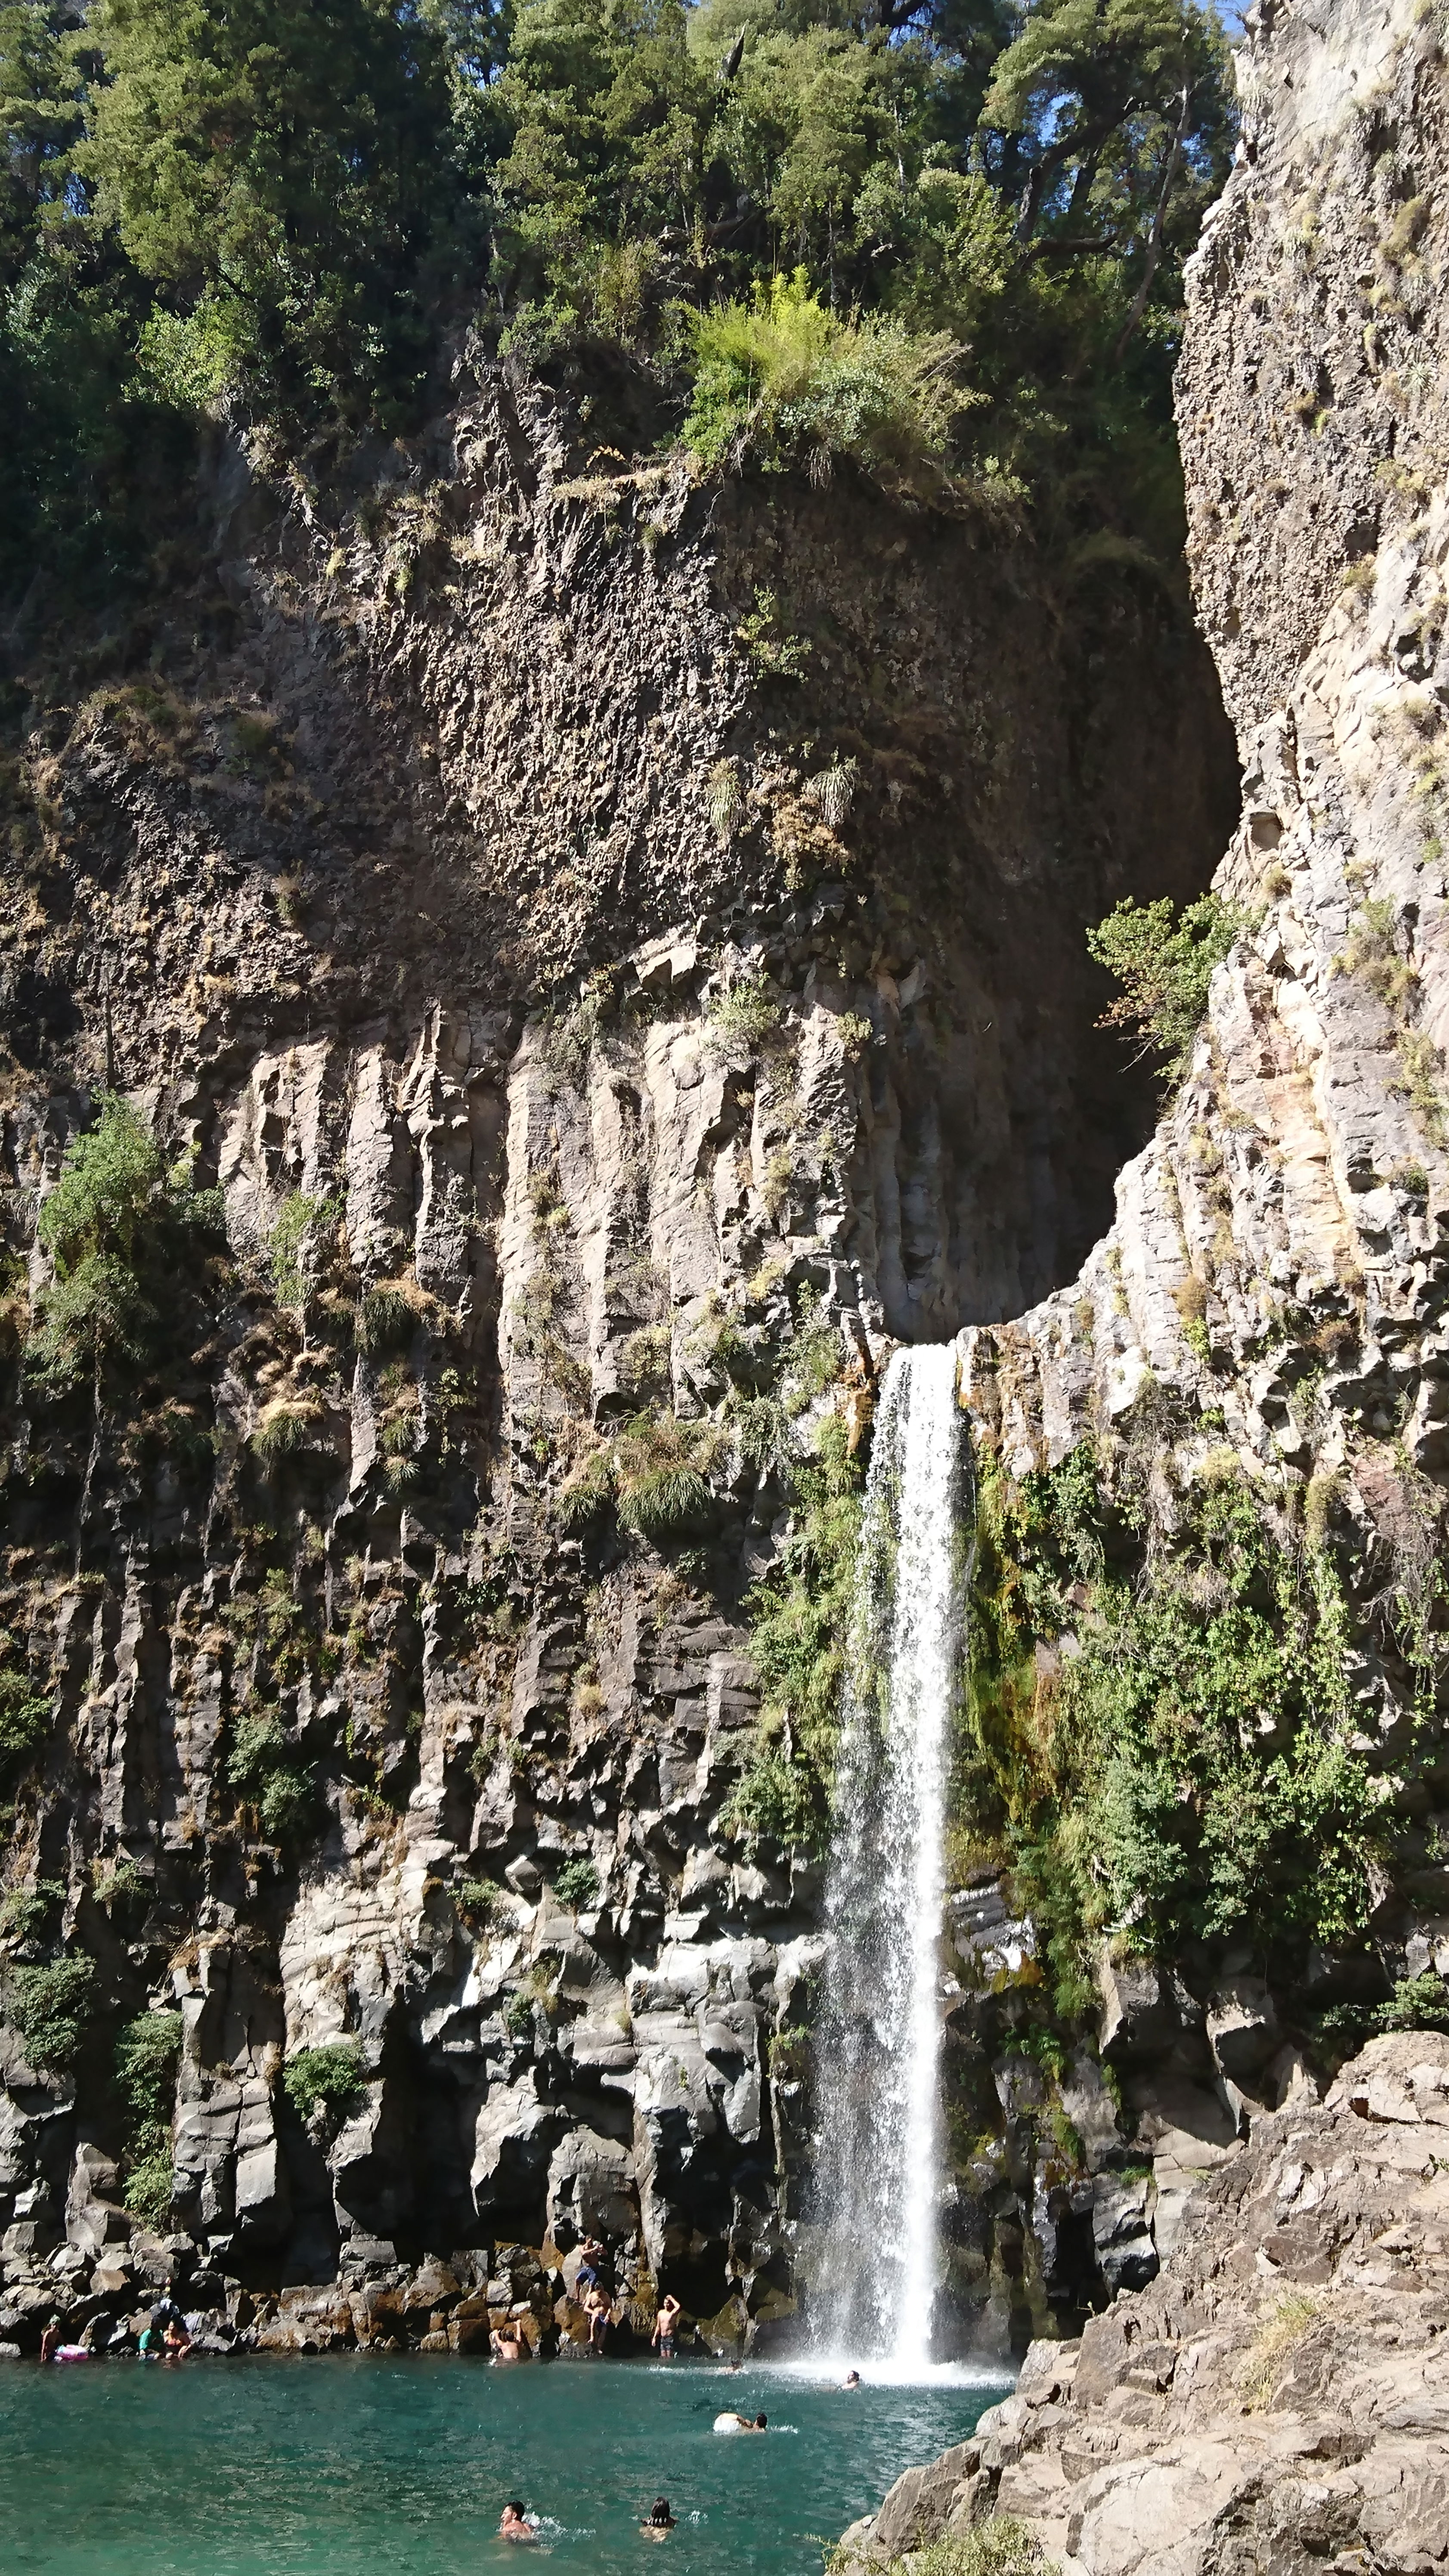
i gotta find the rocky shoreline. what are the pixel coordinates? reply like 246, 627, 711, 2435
0, 2200, 744, 2361
836, 2033, 1449, 2576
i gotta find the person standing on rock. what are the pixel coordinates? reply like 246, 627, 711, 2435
583, 2282, 611, 2353
651, 2294, 682, 2360
39, 2317, 60, 2365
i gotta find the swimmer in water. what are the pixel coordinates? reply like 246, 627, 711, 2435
498, 2501, 536, 2544
712, 2410, 767, 2433
842, 2369, 861, 2390
640, 2497, 677, 2541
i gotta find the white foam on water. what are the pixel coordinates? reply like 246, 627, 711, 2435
768, 2355, 1010, 2393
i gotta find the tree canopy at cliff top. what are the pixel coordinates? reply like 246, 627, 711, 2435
0, 0, 1235, 585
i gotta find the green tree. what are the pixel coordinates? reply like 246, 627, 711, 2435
80, 0, 460, 419
0, 1, 82, 287
488, 0, 712, 351
982, 0, 1232, 356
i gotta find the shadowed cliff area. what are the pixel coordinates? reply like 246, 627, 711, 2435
0, 0, 1245, 2362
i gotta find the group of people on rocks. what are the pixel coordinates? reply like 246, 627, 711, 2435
40, 2295, 191, 2365
488, 2236, 629, 2363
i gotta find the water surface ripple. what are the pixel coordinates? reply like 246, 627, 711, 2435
0, 2353, 1009, 2576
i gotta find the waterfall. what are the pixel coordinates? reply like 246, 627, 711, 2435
810, 1343, 967, 2373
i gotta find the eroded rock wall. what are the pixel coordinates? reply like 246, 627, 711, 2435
0, 344, 1234, 2352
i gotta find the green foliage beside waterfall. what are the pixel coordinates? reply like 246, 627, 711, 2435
726, 1411, 864, 1853
958, 1430, 1399, 2015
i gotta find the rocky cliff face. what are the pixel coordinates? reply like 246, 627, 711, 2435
0, 308, 1235, 2347
833, 0, 1449, 2560
838, 2031, 1449, 2576
954, 0, 1449, 2235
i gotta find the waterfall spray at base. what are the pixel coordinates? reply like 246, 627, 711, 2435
810, 1343, 967, 2373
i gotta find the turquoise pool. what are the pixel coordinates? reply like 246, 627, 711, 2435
0, 2352, 1010, 2575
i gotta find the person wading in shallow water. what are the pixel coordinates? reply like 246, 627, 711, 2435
497, 2501, 536, 2544
640, 2497, 677, 2541
39, 2317, 60, 2364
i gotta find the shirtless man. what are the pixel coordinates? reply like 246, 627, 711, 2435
490, 2325, 529, 2363
650, 2294, 681, 2359
497, 2501, 535, 2544
583, 2282, 610, 2353
640, 2497, 676, 2542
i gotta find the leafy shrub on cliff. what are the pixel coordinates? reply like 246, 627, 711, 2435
457, 1876, 508, 1925
0, 1878, 64, 1945
1086, 893, 1240, 1089
226, 1708, 317, 1842
963, 1443, 1390, 2012
681, 272, 967, 486
1306, 1970, 1449, 2067
554, 1857, 600, 1912
8, 1954, 96, 2066
0, 1666, 52, 1786
29, 1094, 225, 1392
706, 972, 784, 1052
115, 2009, 182, 2226
115, 2009, 182, 2118
1381, 1970, 1449, 2031
283, 2042, 366, 2124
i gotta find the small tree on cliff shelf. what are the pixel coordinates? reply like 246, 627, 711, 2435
1087, 892, 1239, 1089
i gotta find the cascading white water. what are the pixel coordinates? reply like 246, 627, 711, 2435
810, 1344, 966, 2373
